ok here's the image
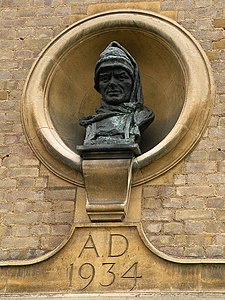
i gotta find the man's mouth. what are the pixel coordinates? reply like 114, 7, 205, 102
107, 90, 121, 96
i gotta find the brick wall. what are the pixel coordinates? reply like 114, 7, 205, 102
0, 0, 224, 261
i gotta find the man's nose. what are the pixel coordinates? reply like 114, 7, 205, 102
108, 76, 117, 86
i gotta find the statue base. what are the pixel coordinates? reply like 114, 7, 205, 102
77, 144, 140, 222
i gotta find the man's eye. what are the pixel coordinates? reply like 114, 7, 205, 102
100, 76, 109, 82
118, 74, 129, 80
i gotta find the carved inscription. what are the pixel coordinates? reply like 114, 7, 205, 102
69, 233, 142, 291
78, 235, 100, 257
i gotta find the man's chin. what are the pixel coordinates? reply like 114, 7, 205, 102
104, 95, 123, 104
106, 99, 124, 105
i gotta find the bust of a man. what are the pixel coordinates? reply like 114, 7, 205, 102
79, 41, 154, 148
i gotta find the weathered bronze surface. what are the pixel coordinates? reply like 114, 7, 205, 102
79, 41, 154, 149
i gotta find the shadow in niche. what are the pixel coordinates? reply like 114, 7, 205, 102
48, 29, 185, 155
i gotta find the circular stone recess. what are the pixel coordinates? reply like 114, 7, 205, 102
22, 10, 214, 187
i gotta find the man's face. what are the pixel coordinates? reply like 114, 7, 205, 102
98, 67, 133, 105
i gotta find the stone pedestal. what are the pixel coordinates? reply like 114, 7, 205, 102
77, 144, 140, 222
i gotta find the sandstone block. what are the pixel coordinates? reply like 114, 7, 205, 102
218, 161, 225, 172
0, 90, 8, 100
177, 0, 195, 9
25, 17, 60, 27
177, 186, 215, 197
4, 135, 19, 145
33, 201, 52, 212
207, 50, 220, 60
143, 186, 158, 198
51, 224, 71, 235
160, 0, 176, 11
14, 201, 33, 213
0, 178, 16, 189
145, 222, 162, 233
54, 212, 74, 224
174, 174, 186, 185
205, 246, 224, 257
143, 209, 174, 221
52, 200, 75, 212
204, 221, 224, 233
40, 236, 63, 250
214, 19, 225, 28
3, 212, 39, 225
35, 177, 48, 188
215, 235, 225, 245
47, 173, 74, 187
184, 197, 205, 209
144, 198, 162, 209
17, 178, 35, 189
0, 29, 16, 40
186, 174, 207, 185
36, 7, 54, 16
206, 197, 225, 208
184, 162, 217, 173
31, 225, 50, 235
150, 235, 174, 246
161, 246, 184, 257
208, 174, 225, 184
45, 188, 76, 200
164, 222, 183, 234
32, 0, 44, 6
184, 221, 204, 234
175, 210, 213, 220
71, 4, 88, 14
9, 167, 39, 177
55, 6, 71, 16
0, 167, 8, 180
0, 123, 13, 132
163, 198, 182, 208
0, 100, 16, 111
184, 246, 205, 257
195, 0, 212, 8
186, 151, 208, 161
1, 237, 39, 250
0, 225, 11, 237
215, 210, 225, 221
12, 226, 30, 237
2, 0, 27, 7
0, 250, 9, 260
0, 71, 11, 80
87, 2, 160, 15
1, 9, 17, 18
0, 202, 13, 213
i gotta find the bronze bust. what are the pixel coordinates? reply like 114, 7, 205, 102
79, 41, 154, 150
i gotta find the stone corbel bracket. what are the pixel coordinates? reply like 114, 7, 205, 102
78, 145, 139, 221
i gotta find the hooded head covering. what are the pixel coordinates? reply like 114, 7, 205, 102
94, 41, 144, 108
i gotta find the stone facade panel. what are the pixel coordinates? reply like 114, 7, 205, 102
0, 0, 224, 261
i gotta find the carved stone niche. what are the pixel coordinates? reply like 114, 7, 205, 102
22, 10, 214, 220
